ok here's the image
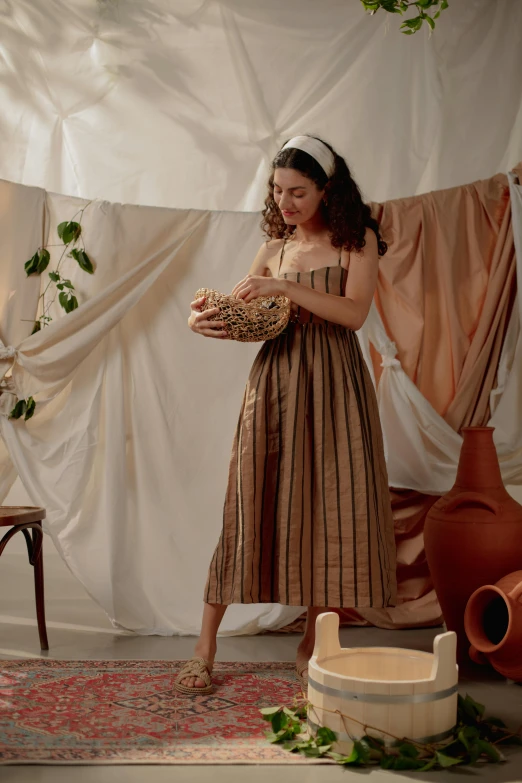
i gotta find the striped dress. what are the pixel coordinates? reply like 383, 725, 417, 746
204, 246, 397, 608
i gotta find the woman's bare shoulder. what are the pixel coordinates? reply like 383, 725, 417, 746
249, 238, 284, 275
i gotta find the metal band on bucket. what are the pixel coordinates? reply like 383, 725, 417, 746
308, 677, 458, 704
307, 717, 456, 746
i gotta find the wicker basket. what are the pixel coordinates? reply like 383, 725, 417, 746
195, 288, 291, 343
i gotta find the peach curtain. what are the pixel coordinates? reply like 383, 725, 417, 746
344, 166, 522, 630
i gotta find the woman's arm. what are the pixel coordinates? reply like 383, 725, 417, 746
232, 230, 379, 331
284, 230, 378, 330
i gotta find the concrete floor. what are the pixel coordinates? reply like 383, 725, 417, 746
1, 549, 522, 783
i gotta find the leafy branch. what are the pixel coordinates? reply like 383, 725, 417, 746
260, 693, 521, 771
8, 203, 95, 421
361, 0, 449, 34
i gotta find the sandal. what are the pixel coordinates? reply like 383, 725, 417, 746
174, 657, 214, 695
296, 660, 309, 692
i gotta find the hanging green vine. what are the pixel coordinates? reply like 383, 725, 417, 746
261, 693, 521, 771
9, 203, 95, 421
360, 0, 449, 34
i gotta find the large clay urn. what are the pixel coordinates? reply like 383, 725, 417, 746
424, 427, 522, 661
464, 570, 522, 681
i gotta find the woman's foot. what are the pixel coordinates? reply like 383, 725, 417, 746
175, 642, 216, 693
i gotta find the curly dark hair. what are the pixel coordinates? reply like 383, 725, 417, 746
261, 136, 387, 256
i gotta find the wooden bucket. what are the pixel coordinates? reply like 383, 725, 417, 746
308, 613, 458, 752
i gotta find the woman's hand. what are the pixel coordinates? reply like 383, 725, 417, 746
231, 275, 287, 303
188, 296, 228, 339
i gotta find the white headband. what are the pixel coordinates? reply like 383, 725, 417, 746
280, 135, 335, 178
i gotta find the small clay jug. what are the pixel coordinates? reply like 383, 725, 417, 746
464, 571, 522, 682
424, 427, 522, 660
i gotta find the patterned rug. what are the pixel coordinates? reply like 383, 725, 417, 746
0, 659, 321, 765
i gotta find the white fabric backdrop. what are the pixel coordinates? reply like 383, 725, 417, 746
1, 0, 522, 211
1, 0, 522, 634
0, 174, 521, 635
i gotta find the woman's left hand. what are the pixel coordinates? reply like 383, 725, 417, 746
231, 275, 287, 303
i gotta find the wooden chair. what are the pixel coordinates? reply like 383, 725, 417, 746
0, 506, 49, 650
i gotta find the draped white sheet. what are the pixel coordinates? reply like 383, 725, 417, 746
0, 173, 521, 635
0, 1, 522, 212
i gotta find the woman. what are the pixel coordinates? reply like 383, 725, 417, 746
176, 135, 397, 694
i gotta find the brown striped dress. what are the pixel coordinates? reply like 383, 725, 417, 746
205, 247, 397, 609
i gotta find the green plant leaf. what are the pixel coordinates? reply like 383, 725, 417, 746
9, 399, 27, 419
425, 15, 435, 29
419, 756, 437, 771
260, 707, 281, 718
49, 271, 60, 282
397, 742, 419, 758
31, 321, 41, 335
436, 752, 463, 767
393, 756, 426, 770
380, 753, 396, 769
401, 16, 423, 29
36, 248, 50, 274
58, 221, 81, 244
465, 694, 485, 719
24, 397, 36, 421
69, 248, 94, 274
478, 740, 501, 762
59, 291, 69, 310
315, 726, 337, 744
24, 251, 39, 276
484, 717, 507, 729
331, 745, 360, 765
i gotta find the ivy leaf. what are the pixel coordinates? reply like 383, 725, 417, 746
484, 717, 507, 729
36, 248, 50, 274
397, 742, 419, 758
393, 756, 426, 770
260, 707, 281, 719
354, 740, 371, 764
401, 16, 423, 30
9, 399, 27, 419
24, 397, 36, 421
380, 753, 396, 769
31, 321, 41, 335
464, 694, 485, 719
315, 726, 337, 744
69, 248, 94, 274
66, 295, 79, 313
24, 251, 39, 276
59, 291, 69, 310
49, 271, 60, 282
425, 15, 435, 29
331, 745, 360, 765
436, 752, 463, 767
419, 756, 437, 771
57, 221, 81, 244
478, 740, 501, 762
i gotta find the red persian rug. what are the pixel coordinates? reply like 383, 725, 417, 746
0, 659, 321, 765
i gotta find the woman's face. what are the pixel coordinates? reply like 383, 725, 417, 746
273, 167, 325, 226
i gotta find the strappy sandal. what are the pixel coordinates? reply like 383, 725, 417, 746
296, 660, 309, 692
174, 657, 214, 695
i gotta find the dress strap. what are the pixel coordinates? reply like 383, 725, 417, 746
278, 238, 287, 274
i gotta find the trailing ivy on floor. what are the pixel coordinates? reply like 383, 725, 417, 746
261, 693, 522, 771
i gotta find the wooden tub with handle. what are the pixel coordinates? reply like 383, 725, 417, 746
307, 613, 458, 753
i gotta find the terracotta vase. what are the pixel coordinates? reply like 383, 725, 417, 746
424, 427, 522, 661
464, 571, 522, 681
